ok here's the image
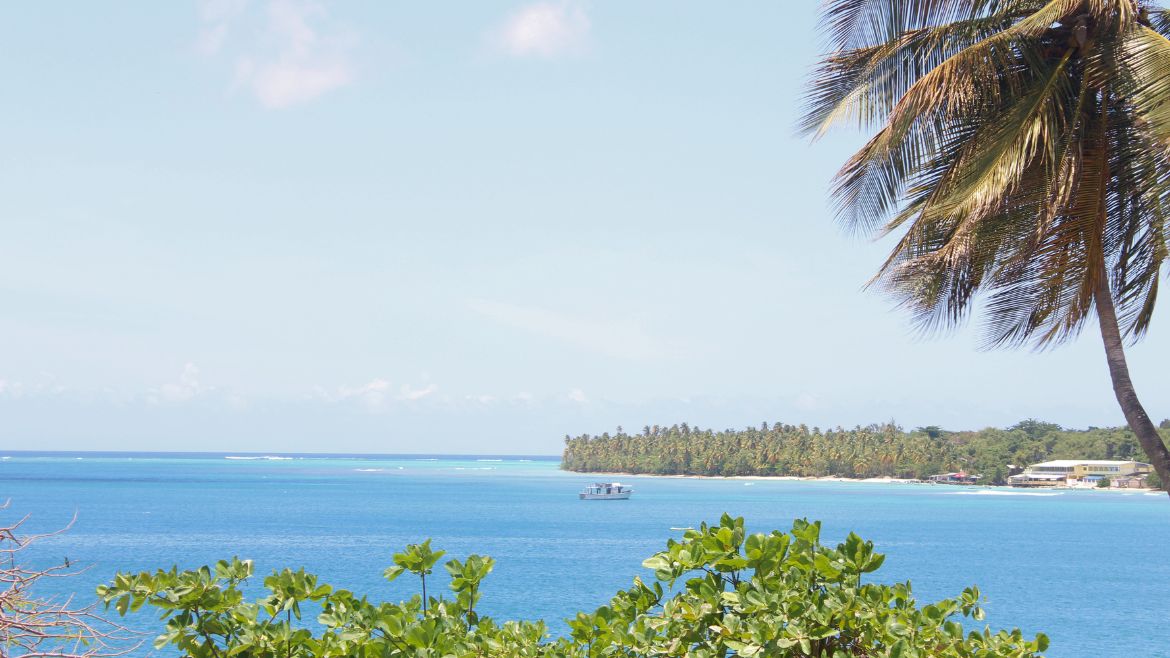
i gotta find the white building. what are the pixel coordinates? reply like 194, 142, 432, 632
1008, 460, 1152, 488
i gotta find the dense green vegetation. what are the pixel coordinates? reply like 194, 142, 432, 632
562, 420, 1170, 484
99, 515, 1047, 657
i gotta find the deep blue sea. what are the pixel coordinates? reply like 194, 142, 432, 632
2, 452, 1168, 657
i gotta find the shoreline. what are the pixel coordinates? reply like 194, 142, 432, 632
565, 470, 1163, 494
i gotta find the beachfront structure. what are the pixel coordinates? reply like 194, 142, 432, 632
927, 472, 981, 485
1110, 475, 1149, 489
1008, 460, 1153, 488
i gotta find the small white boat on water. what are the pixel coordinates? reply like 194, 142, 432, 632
579, 482, 633, 500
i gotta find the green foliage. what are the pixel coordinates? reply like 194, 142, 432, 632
1009, 421, 1064, 440
1147, 470, 1164, 490
385, 539, 446, 582
917, 425, 945, 439
98, 553, 543, 658
385, 539, 447, 613
610, 515, 1046, 657
98, 517, 1049, 657
1096, 477, 1112, 489
562, 420, 1153, 481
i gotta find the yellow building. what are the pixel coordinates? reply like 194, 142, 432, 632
1008, 460, 1152, 487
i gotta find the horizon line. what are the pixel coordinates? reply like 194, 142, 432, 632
0, 450, 562, 459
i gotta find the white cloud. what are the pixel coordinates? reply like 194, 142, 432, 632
399, 383, 438, 401
331, 378, 391, 408
794, 392, 824, 411
158, 362, 203, 402
316, 379, 437, 408
240, 0, 355, 108
461, 392, 542, 405
490, 1, 590, 58
0, 374, 70, 399
468, 299, 676, 361
198, 0, 356, 109
196, 0, 247, 55
567, 388, 588, 403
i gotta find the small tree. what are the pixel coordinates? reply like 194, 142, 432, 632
1097, 477, 1112, 489
990, 465, 1007, 486
384, 539, 446, 613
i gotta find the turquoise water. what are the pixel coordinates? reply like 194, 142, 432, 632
2, 452, 1168, 657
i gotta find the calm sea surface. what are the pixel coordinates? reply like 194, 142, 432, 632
1, 452, 1167, 657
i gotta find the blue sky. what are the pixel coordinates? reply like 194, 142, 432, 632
2, 1, 1168, 454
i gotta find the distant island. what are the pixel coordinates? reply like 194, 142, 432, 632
561, 419, 1170, 488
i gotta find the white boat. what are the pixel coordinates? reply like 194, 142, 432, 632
579, 482, 633, 500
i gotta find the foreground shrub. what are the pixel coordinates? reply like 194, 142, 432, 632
98, 515, 1048, 657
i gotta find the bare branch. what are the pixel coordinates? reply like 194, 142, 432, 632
0, 504, 140, 658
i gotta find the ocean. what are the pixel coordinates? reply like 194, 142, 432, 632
1, 452, 1167, 657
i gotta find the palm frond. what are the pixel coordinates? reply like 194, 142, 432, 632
884, 0, 1103, 133
1149, 8, 1170, 38
1118, 26, 1170, 149
820, 0, 994, 51
1102, 98, 1170, 338
819, 0, 1095, 234
801, 14, 1018, 138
916, 50, 1074, 228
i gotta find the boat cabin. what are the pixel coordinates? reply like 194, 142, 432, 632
578, 482, 633, 500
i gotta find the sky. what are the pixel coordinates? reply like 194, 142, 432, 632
1, 2, 1168, 455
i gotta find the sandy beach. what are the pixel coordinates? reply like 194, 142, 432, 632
568, 470, 1163, 494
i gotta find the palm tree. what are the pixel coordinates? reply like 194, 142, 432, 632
803, 0, 1170, 491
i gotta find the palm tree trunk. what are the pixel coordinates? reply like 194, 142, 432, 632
1093, 273, 1170, 495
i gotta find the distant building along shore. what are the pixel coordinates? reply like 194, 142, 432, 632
1009, 460, 1153, 489
926, 472, 982, 485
